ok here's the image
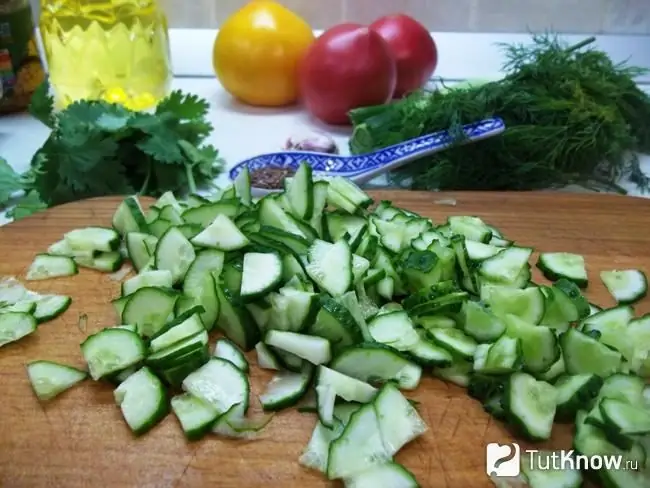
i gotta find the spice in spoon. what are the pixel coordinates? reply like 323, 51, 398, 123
249, 167, 297, 189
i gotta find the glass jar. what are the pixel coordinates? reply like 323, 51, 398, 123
39, 0, 172, 111
0, 0, 46, 114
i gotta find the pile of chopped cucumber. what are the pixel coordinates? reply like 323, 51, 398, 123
6, 162, 650, 487
0, 277, 71, 347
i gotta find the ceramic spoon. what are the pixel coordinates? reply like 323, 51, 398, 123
229, 117, 506, 196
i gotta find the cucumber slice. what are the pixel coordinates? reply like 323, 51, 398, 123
503, 314, 559, 375
259, 363, 314, 411
300, 418, 345, 474
149, 310, 205, 353
30, 294, 71, 322
481, 335, 521, 374
234, 166, 252, 207
125, 232, 156, 272
121, 270, 173, 296
504, 372, 557, 441
601, 269, 648, 304
373, 382, 427, 455
600, 398, 650, 434
427, 327, 477, 360
408, 331, 453, 367
448, 215, 492, 243
26, 360, 88, 401
240, 252, 283, 301
0, 312, 37, 347
215, 282, 260, 351
479, 246, 533, 284
537, 252, 588, 288
170, 392, 220, 441
560, 328, 622, 377
182, 358, 249, 415
327, 402, 390, 479
520, 451, 583, 488
465, 240, 502, 261
264, 330, 331, 365
74, 251, 123, 272
316, 384, 336, 428
579, 305, 635, 361
367, 310, 420, 352
433, 359, 473, 387
183, 249, 225, 297
317, 365, 377, 403
114, 366, 168, 435
26, 254, 78, 280
461, 300, 506, 343
64, 227, 120, 252
598, 373, 646, 404
306, 239, 353, 297
181, 199, 241, 227
328, 177, 372, 210
80, 328, 146, 380
112, 196, 148, 235
286, 161, 314, 220
122, 286, 178, 338
330, 343, 422, 390
154, 227, 196, 284
191, 214, 250, 251
259, 197, 307, 238
255, 341, 281, 370
214, 338, 249, 373
483, 285, 545, 325
344, 463, 419, 488
553, 374, 603, 421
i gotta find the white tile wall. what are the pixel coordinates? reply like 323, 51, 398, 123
27, 0, 650, 35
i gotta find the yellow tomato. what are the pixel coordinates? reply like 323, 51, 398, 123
213, 0, 315, 107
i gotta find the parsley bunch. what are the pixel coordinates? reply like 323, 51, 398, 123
1, 80, 223, 219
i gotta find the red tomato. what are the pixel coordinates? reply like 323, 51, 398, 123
298, 23, 396, 125
370, 14, 438, 98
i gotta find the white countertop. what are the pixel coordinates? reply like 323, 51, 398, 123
2, 29, 650, 217
3, 76, 650, 196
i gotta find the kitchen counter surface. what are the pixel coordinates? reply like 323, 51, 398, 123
2, 29, 650, 224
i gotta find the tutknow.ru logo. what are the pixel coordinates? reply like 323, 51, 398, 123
486, 442, 639, 477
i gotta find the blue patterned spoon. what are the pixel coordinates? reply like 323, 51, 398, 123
229, 117, 506, 195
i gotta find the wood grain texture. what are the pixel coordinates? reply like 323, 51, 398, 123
1, 191, 650, 488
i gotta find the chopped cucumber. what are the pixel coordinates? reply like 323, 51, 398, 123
330, 343, 422, 390
537, 252, 588, 288
26, 254, 77, 280
259, 364, 313, 411
26, 360, 88, 401
0, 312, 37, 347
182, 358, 249, 415
154, 227, 196, 283
114, 366, 168, 435
264, 330, 331, 365
601, 269, 648, 304
81, 328, 146, 380
170, 392, 220, 441
306, 239, 352, 297
214, 338, 249, 373
504, 372, 557, 441
191, 214, 250, 251
240, 252, 283, 301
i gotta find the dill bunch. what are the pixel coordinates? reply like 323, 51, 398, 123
348, 34, 650, 193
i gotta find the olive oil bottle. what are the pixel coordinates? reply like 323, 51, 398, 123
39, 0, 172, 111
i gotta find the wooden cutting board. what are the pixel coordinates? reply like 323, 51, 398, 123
1, 191, 649, 488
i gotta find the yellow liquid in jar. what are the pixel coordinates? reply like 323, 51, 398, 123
39, 0, 172, 111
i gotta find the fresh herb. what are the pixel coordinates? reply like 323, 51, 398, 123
349, 35, 650, 193
1, 80, 223, 219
